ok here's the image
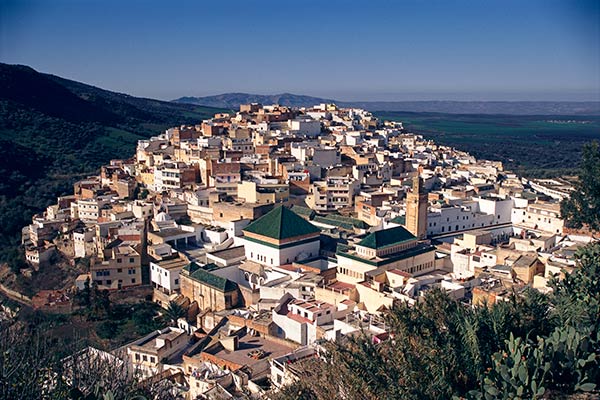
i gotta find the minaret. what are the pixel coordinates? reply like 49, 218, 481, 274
406, 174, 428, 239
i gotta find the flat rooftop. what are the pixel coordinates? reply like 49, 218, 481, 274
154, 257, 188, 270
151, 228, 193, 239
202, 331, 295, 369
208, 245, 245, 260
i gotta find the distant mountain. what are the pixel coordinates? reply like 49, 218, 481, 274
0, 63, 225, 266
347, 100, 600, 116
175, 92, 600, 115
174, 92, 336, 109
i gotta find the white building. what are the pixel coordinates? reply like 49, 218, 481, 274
426, 196, 513, 236
242, 206, 321, 267
272, 295, 352, 345
150, 257, 188, 295
73, 228, 95, 258
289, 117, 321, 137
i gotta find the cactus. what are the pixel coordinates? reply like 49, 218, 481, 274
467, 325, 599, 400
477, 333, 548, 400
543, 325, 597, 393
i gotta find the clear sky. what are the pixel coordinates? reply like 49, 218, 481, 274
1, 0, 599, 101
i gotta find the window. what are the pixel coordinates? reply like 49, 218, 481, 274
150, 357, 155, 363
143, 355, 147, 361
130, 257, 135, 263
135, 353, 140, 361
174, 279, 179, 285
132, 278, 136, 284
106, 280, 111, 285
117, 258, 122, 263
117, 268, 122, 273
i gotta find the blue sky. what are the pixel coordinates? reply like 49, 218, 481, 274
1, 0, 598, 101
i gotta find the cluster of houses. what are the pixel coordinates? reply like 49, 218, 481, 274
19, 102, 596, 398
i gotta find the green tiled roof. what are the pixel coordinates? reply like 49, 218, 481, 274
390, 215, 406, 225
313, 216, 354, 231
184, 262, 237, 292
243, 206, 320, 240
358, 226, 416, 249
312, 213, 369, 231
337, 243, 435, 267
290, 205, 315, 219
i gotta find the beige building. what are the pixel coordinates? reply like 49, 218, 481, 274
237, 181, 289, 204
179, 262, 240, 311
306, 176, 360, 212
127, 327, 188, 378
514, 202, 564, 235
90, 244, 141, 290
511, 253, 544, 284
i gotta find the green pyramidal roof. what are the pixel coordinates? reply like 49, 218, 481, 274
243, 206, 320, 240
358, 226, 416, 249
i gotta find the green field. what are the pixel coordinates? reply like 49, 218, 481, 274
376, 112, 600, 177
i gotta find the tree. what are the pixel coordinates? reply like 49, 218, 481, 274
163, 301, 186, 326
0, 317, 179, 399
561, 141, 600, 231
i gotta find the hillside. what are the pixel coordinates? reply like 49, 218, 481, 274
175, 92, 600, 115
0, 63, 226, 268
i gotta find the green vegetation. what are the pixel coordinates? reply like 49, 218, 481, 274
376, 111, 600, 178
0, 63, 227, 270
73, 280, 166, 345
275, 242, 600, 400
560, 141, 600, 231
164, 301, 187, 325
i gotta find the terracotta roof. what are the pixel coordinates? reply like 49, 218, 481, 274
286, 312, 312, 324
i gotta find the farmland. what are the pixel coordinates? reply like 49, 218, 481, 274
376, 111, 600, 177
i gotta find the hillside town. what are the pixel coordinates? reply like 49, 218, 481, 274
11, 103, 597, 398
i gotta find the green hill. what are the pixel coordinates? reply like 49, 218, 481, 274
0, 63, 227, 268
